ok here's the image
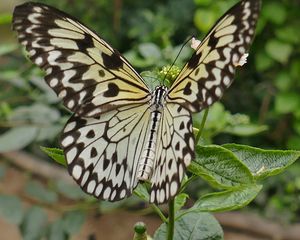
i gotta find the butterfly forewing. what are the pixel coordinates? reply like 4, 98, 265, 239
12, 2, 150, 117
168, 0, 261, 112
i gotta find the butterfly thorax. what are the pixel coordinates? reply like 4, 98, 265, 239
137, 85, 168, 181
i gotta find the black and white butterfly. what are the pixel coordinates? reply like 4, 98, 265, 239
12, 0, 260, 204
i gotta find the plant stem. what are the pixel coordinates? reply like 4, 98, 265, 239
167, 198, 175, 240
195, 108, 209, 144
151, 204, 167, 223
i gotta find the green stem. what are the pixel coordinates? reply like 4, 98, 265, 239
167, 198, 175, 240
195, 108, 209, 144
151, 204, 167, 223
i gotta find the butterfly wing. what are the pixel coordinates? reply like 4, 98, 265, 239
61, 104, 151, 200
12, 2, 151, 117
150, 103, 194, 204
167, 0, 261, 112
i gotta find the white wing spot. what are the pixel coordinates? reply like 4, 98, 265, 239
170, 181, 178, 196
35, 57, 43, 65
58, 89, 67, 98
66, 147, 77, 164
49, 78, 59, 87
87, 180, 96, 194
61, 135, 74, 147
223, 76, 231, 86
95, 183, 103, 197
72, 165, 82, 180
215, 87, 222, 97
67, 100, 75, 109
120, 189, 126, 198
64, 121, 76, 132
81, 170, 90, 186
103, 187, 111, 200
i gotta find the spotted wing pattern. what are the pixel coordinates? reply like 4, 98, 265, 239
12, 2, 150, 117
61, 104, 151, 201
150, 103, 194, 204
167, 0, 261, 112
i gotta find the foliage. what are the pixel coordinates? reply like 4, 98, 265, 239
0, 0, 300, 239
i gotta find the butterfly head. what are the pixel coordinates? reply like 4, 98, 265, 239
150, 85, 168, 111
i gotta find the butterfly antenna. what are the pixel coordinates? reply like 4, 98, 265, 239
162, 35, 195, 85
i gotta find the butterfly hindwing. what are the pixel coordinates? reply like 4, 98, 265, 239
150, 103, 194, 204
61, 104, 151, 200
167, 0, 261, 112
12, 2, 150, 117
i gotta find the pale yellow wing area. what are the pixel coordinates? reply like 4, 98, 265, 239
13, 2, 151, 117
168, 0, 261, 112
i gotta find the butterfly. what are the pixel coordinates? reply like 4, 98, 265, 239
12, 0, 260, 204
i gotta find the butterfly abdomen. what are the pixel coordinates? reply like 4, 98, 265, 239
137, 86, 167, 181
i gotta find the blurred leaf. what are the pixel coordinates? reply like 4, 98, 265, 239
174, 193, 188, 212
0, 164, 6, 180
48, 219, 66, 240
275, 26, 300, 44
0, 44, 18, 56
55, 181, 87, 200
0, 195, 23, 224
224, 124, 268, 136
138, 43, 162, 60
275, 92, 300, 114
194, 9, 216, 33
0, 13, 12, 24
134, 183, 149, 202
263, 2, 286, 25
62, 211, 85, 235
274, 72, 293, 91
36, 125, 62, 141
0, 127, 38, 152
287, 136, 300, 150
265, 40, 292, 64
41, 147, 66, 166
21, 207, 47, 240
192, 185, 262, 212
188, 145, 253, 188
255, 52, 274, 71
154, 212, 223, 240
9, 104, 60, 124
25, 180, 58, 204
194, 0, 213, 6
222, 144, 300, 180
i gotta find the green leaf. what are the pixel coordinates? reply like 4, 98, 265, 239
263, 2, 287, 25
265, 40, 292, 64
0, 195, 23, 224
62, 211, 85, 235
21, 207, 47, 240
25, 180, 58, 204
275, 92, 300, 114
41, 147, 66, 166
154, 211, 223, 240
134, 183, 150, 202
222, 144, 300, 180
188, 145, 254, 188
192, 185, 262, 212
174, 193, 188, 212
0, 127, 38, 152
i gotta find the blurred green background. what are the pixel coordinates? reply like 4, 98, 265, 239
0, 0, 300, 239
